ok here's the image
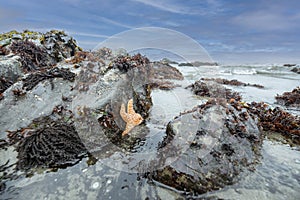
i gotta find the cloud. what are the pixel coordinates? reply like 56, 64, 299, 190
232, 8, 300, 31
132, 0, 192, 14
93, 16, 135, 29
131, 0, 223, 15
67, 31, 110, 38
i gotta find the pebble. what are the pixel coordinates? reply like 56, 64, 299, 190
295, 159, 300, 164
82, 168, 88, 173
92, 182, 99, 189
107, 179, 112, 184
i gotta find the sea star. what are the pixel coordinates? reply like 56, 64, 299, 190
120, 99, 143, 136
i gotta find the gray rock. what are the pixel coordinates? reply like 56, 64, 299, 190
152, 99, 262, 195
0, 56, 23, 82
291, 66, 300, 74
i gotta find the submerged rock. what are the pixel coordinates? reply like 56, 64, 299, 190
151, 99, 262, 195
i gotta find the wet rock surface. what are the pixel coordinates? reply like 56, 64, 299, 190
151, 98, 262, 195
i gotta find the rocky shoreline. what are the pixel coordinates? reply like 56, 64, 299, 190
0, 30, 299, 197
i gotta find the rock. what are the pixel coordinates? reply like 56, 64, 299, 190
1, 30, 81, 69
200, 78, 264, 88
291, 66, 300, 74
186, 80, 242, 101
41, 30, 80, 62
151, 99, 262, 195
159, 58, 178, 65
178, 62, 193, 66
283, 64, 297, 67
275, 87, 300, 107
178, 61, 218, 67
0, 56, 23, 82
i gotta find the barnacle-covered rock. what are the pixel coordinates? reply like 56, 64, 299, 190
111, 53, 150, 72
151, 99, 262, 195
1, 30, 81, 70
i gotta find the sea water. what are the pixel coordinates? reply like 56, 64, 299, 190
1, 64, 299, 200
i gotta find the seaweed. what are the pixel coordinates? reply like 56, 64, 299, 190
248, 102, 300, 142
275, 87, 300, 106
15, 120, 87, 170
0, 77, 14, 100
22, 67, 75, 90
200, 78, 264, 88
66, 51, 90, 64
0, 77, 13, 94
12, 88, 26, 97
186, 80, 242, 101
9, 40, 51, 71
112, 53, 150, 72
0, 45, 9, 55
7, 115, 87, 170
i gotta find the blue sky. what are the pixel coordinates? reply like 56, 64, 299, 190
1, 0, 300, 64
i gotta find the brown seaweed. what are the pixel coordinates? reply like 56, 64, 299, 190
10, 40, 52, 72
186, 80, 242, 101
0, 77, 13, 94
275, 87, 300, 107
7, 116, 87, 170
200, 78, 264, 88
22, 67, 75, 90
0, 45, 9, 55
247, 102, 300, 142
112, 53, 150, 72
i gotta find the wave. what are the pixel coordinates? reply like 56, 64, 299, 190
219, 65, 295, 75
219, 68, 257, 75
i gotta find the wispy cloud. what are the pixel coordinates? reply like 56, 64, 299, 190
132, 0, 192, 14
232, 8, 300, 31
131, 0, 223, 15
94, 16, 135, 29
67, 31, 110, 38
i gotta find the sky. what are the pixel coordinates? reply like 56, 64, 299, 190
0, 0, 300, 64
